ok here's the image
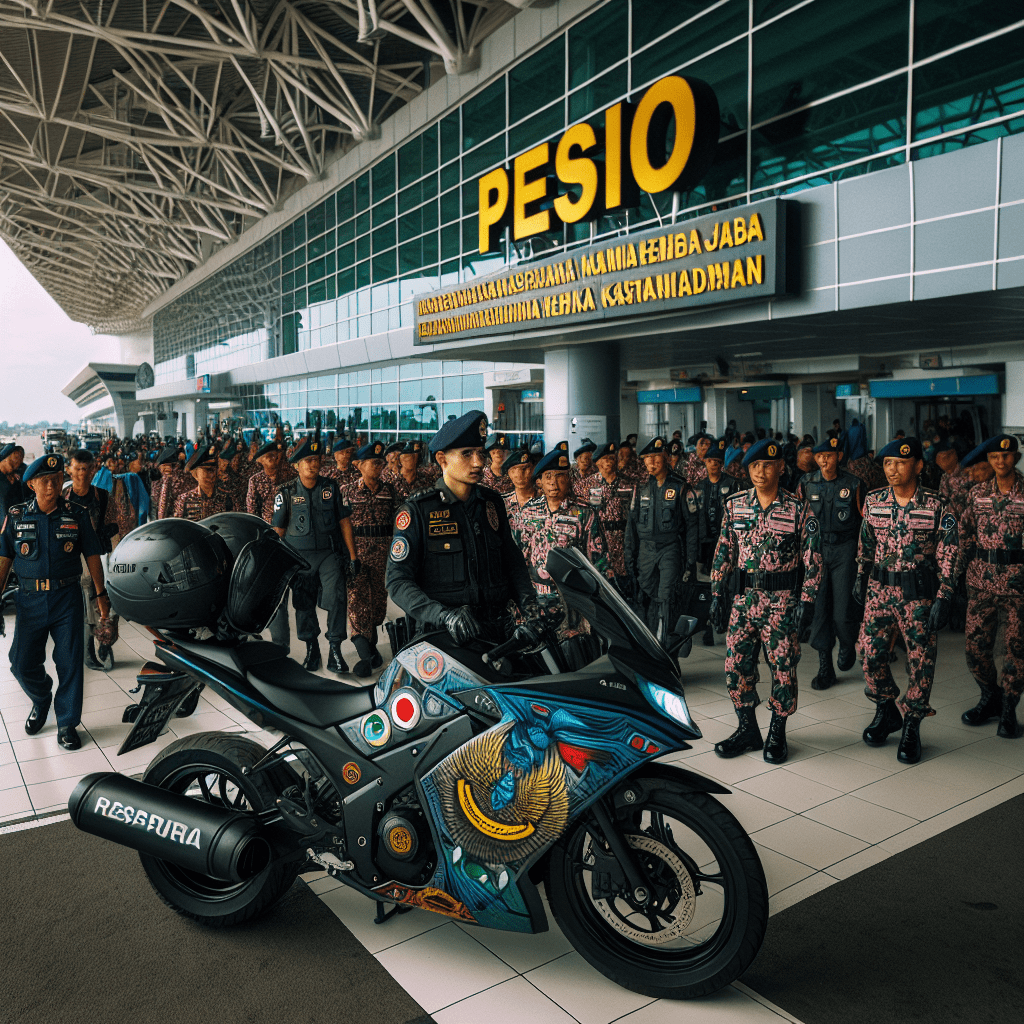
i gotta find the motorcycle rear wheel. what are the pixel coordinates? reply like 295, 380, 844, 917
139, 732, 300, 927
544, 783, 768, 999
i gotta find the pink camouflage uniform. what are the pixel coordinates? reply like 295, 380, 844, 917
579, 470, 635, 579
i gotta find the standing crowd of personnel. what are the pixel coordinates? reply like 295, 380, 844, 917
1, 413, 1020, 768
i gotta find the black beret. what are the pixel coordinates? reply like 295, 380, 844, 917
502, 449, 532, 475
593, 441, 618, 462
638, 436, 668, 457
705, 437, 728, 461
384, 441, 405, 455
963, 434, 1019, 466
573, 437, 597, 458
356, 441, 386, 460
429, 410, 488, 454
154, 445, 178, 466
668, 439, 683, 455
534, 441, 571, 476
484, 432, 511, 452
878, 437, 924, 461
332, 437, 354, 453
289, 434, 324, 463
812, 436, 842, 455
185, 443, 218, 471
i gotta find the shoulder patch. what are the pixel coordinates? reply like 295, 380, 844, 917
806, 516, 819, 535
941, 512, 956, 532
390, 536, 409, 562
395, 509, 411, 531
273, 493, 284, 510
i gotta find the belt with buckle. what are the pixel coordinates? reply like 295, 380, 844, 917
740, 570, 798, 591
27, 577, 80, 592
353, 526, 391, 538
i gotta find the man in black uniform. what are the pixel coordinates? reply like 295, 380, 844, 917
0, 454, 109, 750
386, 410, 540, 645
0, 442, 29, 521
797, 436, 864, 689
625, 436, 698, 643
273, 433, 359, 672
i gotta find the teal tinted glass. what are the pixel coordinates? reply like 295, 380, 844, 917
294, 264, 306, 287
440, 161, 460, 191
462, 179, 479, 216
372, 154, 395, 201
440, 188, 460, 225
752, 0, 908, 125
569, 0, 627, 89
913, 28, 1024, 140
422, 231, 438, 264
440, 112, 460, 163
686, 38, 748, 135
632, 0, 746, 88
568, 64, 627, 123
441, 223, 460, 260
338, 219, 354, 244
336, 183, 354, 222
338, 267, 354, 295
751, 78, 907, 189
399, 210, 421, 243
398, 124, 438, 186
372, 198, 394, 227
308, 256, 326, 281
633, 0, 720, 50
308, 279, 327, 305
915, 0, 1017, 61
682, 134, 747, 204
463, 79, 505, 150
282, 223, 293, 253
292, 216, 305, 247
509, 38, 564, 124
753, 0, 807, 24
307, 234, 327, 260
355, 173, 370, 212
399, 239, 423, 275
355, 211, 370, 236
509, 103, 564, 157
357, 234, 370, 261
356, 261, 370, 288
307, 201, 326, 238
372, 222, 396, 252
463, 136, 505, 178
373, 250, 397, 282
461, 217, 477, 254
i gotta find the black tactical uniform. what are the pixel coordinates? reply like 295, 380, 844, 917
625, 437, 698, 642
798, 446, 864, 688
694, 473, 741, 573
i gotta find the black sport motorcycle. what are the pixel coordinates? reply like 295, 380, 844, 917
69, 519, 767, 1000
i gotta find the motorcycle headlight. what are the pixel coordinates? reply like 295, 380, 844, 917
640, 680, 699, 736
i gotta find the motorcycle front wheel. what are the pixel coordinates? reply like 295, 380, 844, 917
544, 782, 768, 999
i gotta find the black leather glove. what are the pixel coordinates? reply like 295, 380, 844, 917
345, 558, 362, 585
797, 600, 815, 643
709, 594, 728, 634
440, 605, 481, 646
852, 574, 868, 605
926, 597, 950, 634
682, 563, 696, 583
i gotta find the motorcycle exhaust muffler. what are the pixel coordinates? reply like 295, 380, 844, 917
68, 772, 272, 883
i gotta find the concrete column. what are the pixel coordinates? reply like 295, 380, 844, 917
1004, 361, 1024, 432
703, 389, 728, 438
543, 344, 620, 445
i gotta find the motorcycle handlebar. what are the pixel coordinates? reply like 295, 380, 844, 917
482, 624, 539, 665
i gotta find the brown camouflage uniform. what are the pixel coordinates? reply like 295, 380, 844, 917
503, 489, 537, 548
158, 466, 196, 518
959, 472, 1024, 700
939, 465, 974, 520
847, 455, 886, 493
856, 485, 959, 717
385, 465, 438, 502
341, 477, 398, 640
685, 453, 708, 487
247, 467, 297, 522
579, 470, 634, 578
482, 466, 513, 495
173, 484, 234, 520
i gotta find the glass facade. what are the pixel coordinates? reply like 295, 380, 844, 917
153, 0, 1024, 397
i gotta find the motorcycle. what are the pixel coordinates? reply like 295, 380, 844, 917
69, 542, 767, 1000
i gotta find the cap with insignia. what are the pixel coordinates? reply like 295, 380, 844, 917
502, 449, 533, 475
218, 440, 238, 460
23, 453, 65, 482
428, 409, 488, 455
593, 441, 618, 462
963, 433, 1020, 466
484, 433, 511, 452
356, 441, 386, 460
573, 437, 597, 458
384, 441, 404, 456
400, 441, 420, 455
534, 442, 571, 476
668, 438, 683, 456
332, 437, 355, 453
255, 436, 287, 458
741, 438, 784, 467
186, 443, 218, 471
154, 445, 178, 466
877, 437, 924, 461
705, 437, 727, 461
0, 443, 15, 462
639, 436, 668, 457
812, 436, 842, 454
289, 433, 323, 463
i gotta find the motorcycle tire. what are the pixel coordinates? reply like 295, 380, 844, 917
544, 782, 768, 999
139, 732, 301, 927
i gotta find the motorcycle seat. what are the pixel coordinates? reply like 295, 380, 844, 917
245, 655, 375, 727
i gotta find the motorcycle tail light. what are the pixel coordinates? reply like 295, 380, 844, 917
640, 681, 696, 734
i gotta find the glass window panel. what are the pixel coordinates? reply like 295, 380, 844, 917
753, 0, 807, 26
307, 234, 327, 260
355, 173, 370, 212
308, 256, 326, 281
752, 0, 908, 126
462, 179, 479, 216
441, 223, 461, 261
463, 136, 506, 178
440, 161, 460, 191
373, 197, 394, 227
372, 222, 396, 251
509, 38, 565, 124
294, 264, 306, 287
338, 242, 355, 269
462, 373, 484, 398
678, 132, 747, 206
292, 216, 306, 247
440, 111, 460, 164
915, 0, 1018, 62
325, 250, 336, 276
440, 188, 460, 226
463, 79, 505, 151
336, 183, 354, 222
323, 194, 336, 230
338, 218, 355, 244
371, 154, 395, 200
422, 231, 438, 265
325, 275, 336, 300
338, 264, 354, 296
398, 180, 421, 214
633, 0, 716, 50
686, 38, 748, 136
282, 223, 294, 253
357, 234, 370, 261
373, 249, 397, 281
568, 0, 627, 89
751, 78, 908, 190
399, 238, 422, 274
912, 29, 1024, 140
307, 201, 326, 238
356, 211, 370, 236
282, 270, 294, 292
510, 103, 565, 156
421, 199, 438, 233
568, 64, 627, 123
308, 279, 327, 304
282, 250, 296, 274
399, 210, 421, 243
461, 217, 477, 254
293, 286, 306, 307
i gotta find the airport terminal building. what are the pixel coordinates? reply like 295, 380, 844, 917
40, 0, 1024, 450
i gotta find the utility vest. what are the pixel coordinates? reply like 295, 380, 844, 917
277, 476, 342, 553
802, 469, 861, 544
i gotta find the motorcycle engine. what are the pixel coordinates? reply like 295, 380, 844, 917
376, 790, 434, 885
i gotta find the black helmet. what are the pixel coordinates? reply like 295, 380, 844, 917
106, 519, 231, 628
224, 535, 308, 635
200, 512, 278, 563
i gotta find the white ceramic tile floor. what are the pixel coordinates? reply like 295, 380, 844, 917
3, 617, 1023, 1024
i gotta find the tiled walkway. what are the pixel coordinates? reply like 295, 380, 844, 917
2, 613, 1021, 1024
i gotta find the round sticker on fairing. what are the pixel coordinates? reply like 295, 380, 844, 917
390, 536, 409, 562
389, 688, 422, 730
415, 649, 445, 682
395, 510, 411, 531
360, 711, 392, 748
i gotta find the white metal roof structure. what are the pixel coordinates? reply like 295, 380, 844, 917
0, 0, 533, 334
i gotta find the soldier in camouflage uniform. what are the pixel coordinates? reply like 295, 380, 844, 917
501, 448, 537, 548
581, 441, 634, 594
341, 441, 398, 677
158, 446, 196, 518
173, 443, 234, 520
482, 433, 513, 494
388, 441, 437, 501
571, 438, 597, 500
217, 440, 247, 512
934, 437, 974, 519
150, 445, 177, 519
383, 441, 403, 480
520, 442, 613, 669
709, 438, 821, 764
847, 451, 886, 494
958, 435, 1024, 739
325, 437, 359, 486
853, 437, 959, 764
684, 434, 712, 487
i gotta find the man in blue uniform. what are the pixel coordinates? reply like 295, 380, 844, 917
0, 454, 109, 750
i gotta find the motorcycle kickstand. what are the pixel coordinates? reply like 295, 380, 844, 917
374, 901, 412, 925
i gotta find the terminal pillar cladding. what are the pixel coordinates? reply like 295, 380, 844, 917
543, 344, 620, 446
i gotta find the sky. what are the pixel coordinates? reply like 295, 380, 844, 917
0, 240, 120, 425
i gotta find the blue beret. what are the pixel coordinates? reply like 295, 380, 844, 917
186, 443, 218, 470
289, 434, 324, 463
878, 437, 924, 461
639, 436, 668, 457
501, 449, 532, 475
705, 437, 728, 461
534, 441, 571, 476
428, 410, 488, 455
963, 434, 1019, 466
593, 441, 618, 462
741, 438, 784, 467
332, 437, 354, 453
23, 453, 65, 482
812, 436, 842, 455
484, 432, 511, 452
0, 443, 15, 461
356, 441, 385, 460
573, 437, 597, 458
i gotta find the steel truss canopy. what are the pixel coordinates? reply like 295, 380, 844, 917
0, 0, 537, 334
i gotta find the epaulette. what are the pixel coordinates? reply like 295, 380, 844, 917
407, 484, 441, 504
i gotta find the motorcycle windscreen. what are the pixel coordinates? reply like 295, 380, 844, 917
544, 547, 680, 682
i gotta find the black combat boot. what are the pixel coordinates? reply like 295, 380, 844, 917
961, 686, 1003, 726
997, 693, 1020, 739
84, 637, 104, 671
368, 628, 383, 670
763, 713, 788, 764
896, 715, 922, 764
837, 643, 857, 672
302, 641, 322, 671
714, 707, 763, 758
351, 635, 374, 678
811, 649, 836, 691
863, 699, 903, 746
702, 622, 715, 646
326, 641, 348, 673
